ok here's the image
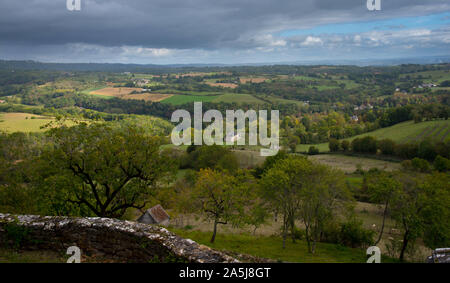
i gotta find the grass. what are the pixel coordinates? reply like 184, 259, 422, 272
0, 113, 56, 133
399, 70, 450, 83
160, 94, 219, 105
0, 112, 80, 133
169, 228, 395, 263
297, 120, 450, 153
308, 154, 401, 173
348, 120, 450, 144
212, 93, 266, 104
160, 92, 266, 105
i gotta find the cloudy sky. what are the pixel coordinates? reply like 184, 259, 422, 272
0, 0, 449, 64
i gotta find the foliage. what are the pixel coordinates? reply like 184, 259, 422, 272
433, 155, 450, 172
191, 169, 258, 243
261, 156, 351, 253
181, 145, 239, 173
39, 123, 177, 218
328, 138, 340, 152
308, 146, 319, 155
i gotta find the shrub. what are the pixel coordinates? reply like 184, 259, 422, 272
395, 143, 419, 159
341, 140, 350, 151
351, 138, 362, 152
329, 138, 340, 152
401, 160, 413, 171
360, 136, 378, 154
308, 146, 319, 155
322, 219, 374, 249
338, 219, 374, 249
378, 139, 396, 155
434, 155, 450, 172
4, 222, 30, 250
411, 157, 431, 172
417, 139, 437, 161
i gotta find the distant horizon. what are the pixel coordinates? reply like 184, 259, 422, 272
1, 1, 449, 64
1, 54, 450, 68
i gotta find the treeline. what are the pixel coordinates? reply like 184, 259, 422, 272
329, 136, 450, 162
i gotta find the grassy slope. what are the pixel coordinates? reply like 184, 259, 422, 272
0, 113, 55, 133
0, 112, 81, 133
297, 120, 450, 153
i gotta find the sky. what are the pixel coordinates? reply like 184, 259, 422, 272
0, 0, 449, 64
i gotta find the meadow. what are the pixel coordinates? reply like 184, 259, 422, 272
297, 120, 450, 153
0, 113, 57, 133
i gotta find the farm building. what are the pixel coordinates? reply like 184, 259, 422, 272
137, 204, 170, 226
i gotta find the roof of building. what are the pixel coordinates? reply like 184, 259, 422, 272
146, 204, 170, 223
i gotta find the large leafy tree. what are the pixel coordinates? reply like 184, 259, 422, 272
192, 168, 256, 243
261, 156, 350, 252
365, 171, 401, 245
390, 172, 450, 261
41, 123, 176, 218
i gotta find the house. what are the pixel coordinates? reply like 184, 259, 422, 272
351, 115, 359, 122
225, 133, 243, 143
137, 204, 170, 226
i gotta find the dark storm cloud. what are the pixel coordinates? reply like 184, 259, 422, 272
0, 0, 449, 50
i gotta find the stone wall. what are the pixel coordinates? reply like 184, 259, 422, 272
0, 214, 238, 263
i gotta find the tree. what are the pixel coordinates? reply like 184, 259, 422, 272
183, 145, 239, 172
341, 140, 350, 151
41, 123, 177, 218
378, 139, 396, 155
389, 173, 424, 261
434, 155, 450, 172
308, 146, 319, 155
261, 156, 308, 248
329, 138, 340, 152
419, 173, 450, 250
288, 135, 300, 153
297, 164, 350, 253
261, 156, 350, 252
192, 169, 255, 243
365, 171, 401, 245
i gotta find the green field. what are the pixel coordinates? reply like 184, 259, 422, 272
0, 112, 80, 133
0, 113, 56, 133
399, 70, 450, 84
160, 94, 219, 105
212, 93, 265, 104
297, 120, 450, 153
160, 92, 266, 105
